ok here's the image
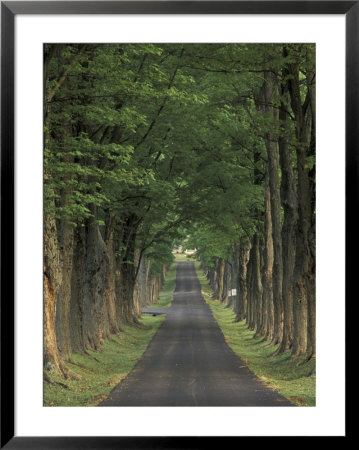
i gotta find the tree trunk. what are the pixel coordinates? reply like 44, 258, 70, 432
254, 237, 265, 337
132, 249, 142, 319
217, 259, 225, 302
246, 246, 253, 328
83, 210, 110, 351
70, 225, 86, 354
43, 49, 63, 375
277, 86, 297, 353
307, 183, 316, 355
116, 216, 140, 326
56, 220, 74, 361
247, 235, 262, 331
263, 71, 284, 346
145, 260, 152, 305
43, 209, 65, 375
287, 55, 313, 358
222, 261, 230, 304
252, 234, 263, 332
118, 260, 137, 325
43, 61, 67, 375
138, 256, 147, 307
236, 239, 251, 322
259, 168, 274, 340
55, 76, 75, 362
105, 215, 121, 335
231, 242, 240, 317
306, 69, 316, 360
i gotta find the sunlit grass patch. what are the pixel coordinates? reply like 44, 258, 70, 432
174, 253, 196, 261
194, 261, 316, 407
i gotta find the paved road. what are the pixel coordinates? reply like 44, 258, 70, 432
100, 261, 293, 406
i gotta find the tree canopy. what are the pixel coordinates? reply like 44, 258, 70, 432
44, 43, 315, 377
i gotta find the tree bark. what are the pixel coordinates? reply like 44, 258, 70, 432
263, 71, 284, 346
236, 239, 251, 322
69, 225, 87, 354
43, 209, 65, 375
246, 246, 253, 328
132, 249, 142, 319
306, 68, 316, 360
55, 98, 75, 362
83, 209, 110, 351
287, 54, 313, 358
56, 220, 74, 361
217, 259, 225, 302
277, 85, 297, 353
231, 242, 240, 317
43, 60, 66, 375
247, 235, 262, 331
116, 215, 141, 326
222, 261, 230, 304
254, 237, 265, 337
259, 168, 274, 340
105, 215, 121, 335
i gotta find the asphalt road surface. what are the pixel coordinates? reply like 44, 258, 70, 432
100, 261, 293, 406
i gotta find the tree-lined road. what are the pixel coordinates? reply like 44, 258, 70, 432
100, 261, 293, 406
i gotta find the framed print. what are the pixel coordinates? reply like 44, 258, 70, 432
1, 1, 352, 447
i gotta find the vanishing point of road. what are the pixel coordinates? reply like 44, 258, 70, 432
100, 261, 293, 407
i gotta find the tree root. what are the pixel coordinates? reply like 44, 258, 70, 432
294, 356, 308, 367
44, 372, 69, 389
132, 317, 145, 329
82, 350, 100, 362
62, 364, 82, 380
270, 348, 282, 357
264, 340, 277, 349
297, 353, 316, 368
68, 361, 89, 370
271, 342, 291, 357
44, 357, 81, 380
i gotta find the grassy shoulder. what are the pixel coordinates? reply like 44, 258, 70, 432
194, 261, 316, 407
44, 262, 177, 407
173, 253, 190, 261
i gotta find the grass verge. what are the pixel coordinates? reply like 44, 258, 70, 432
194, 261, 316, 407
44, 262, 177, 407
173, 253, 187, 261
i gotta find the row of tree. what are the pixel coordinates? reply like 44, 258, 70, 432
190, 44, 315, 361
44, 43, 315, 378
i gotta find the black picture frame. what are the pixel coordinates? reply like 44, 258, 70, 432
1, 1, 352, 447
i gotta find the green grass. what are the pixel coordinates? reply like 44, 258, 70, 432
173, 252, 191, 261
44, 263, 178, 407
194, 261, 316, 407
